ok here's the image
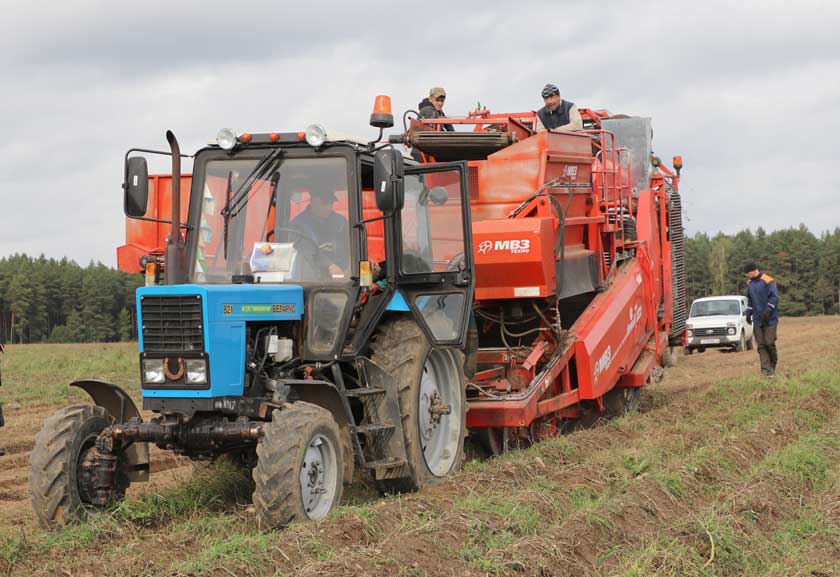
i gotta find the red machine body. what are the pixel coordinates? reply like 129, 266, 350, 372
409, 107, 686, 446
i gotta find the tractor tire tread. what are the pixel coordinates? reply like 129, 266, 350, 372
29, 404, 112, 528
369, 318, 466, 494
252, 401, 343, 530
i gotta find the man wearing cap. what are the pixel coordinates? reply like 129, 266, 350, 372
744, 262, 780, 377
289, 189, 349, 280
535, 84, 582, 132
418, 87, 454, 132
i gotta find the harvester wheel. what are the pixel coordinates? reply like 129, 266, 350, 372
735, 332, 746, 353
603, 387, 641, 417
252, 402, 343, 529
29, 404, 126, 528
370, 318, 466, 492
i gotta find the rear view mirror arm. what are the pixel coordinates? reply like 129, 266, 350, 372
126, 215, 192, 229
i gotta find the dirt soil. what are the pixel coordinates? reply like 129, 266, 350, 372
1, 316, 839, 576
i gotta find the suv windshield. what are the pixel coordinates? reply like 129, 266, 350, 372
690, 299, 741, 317
192, 154, 350, 284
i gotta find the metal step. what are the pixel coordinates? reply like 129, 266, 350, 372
364, 457, 408, 480
344, 387, 386, 398
355, 423, 394, 435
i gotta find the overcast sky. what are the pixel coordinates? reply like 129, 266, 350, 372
1, 0, 838, 266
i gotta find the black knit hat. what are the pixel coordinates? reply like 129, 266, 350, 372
541, 84, 560, 98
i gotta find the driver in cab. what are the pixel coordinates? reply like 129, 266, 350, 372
289, 188, 349, 279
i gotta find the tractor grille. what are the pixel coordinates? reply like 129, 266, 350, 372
140, 295, 204, 352
468, 165, 479, 200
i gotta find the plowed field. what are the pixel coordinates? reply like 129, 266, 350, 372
2, 316, 839, 576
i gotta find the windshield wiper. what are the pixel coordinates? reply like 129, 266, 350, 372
220, 149, 284, 259
222, 149, 285, 219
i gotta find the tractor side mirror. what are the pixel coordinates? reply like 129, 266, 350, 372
124, 156, 149, 218
373, 148, 404, 212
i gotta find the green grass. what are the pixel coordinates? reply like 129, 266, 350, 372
1, 342, 140, 406
113, 460, 253, 527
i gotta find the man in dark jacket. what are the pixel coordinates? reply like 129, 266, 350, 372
418, 87, 454, 132
289, 188, 350, 280
744, 262, 779, 376
535, 84, 582, 132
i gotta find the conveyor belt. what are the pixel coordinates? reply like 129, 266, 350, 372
409, 131, 516, 161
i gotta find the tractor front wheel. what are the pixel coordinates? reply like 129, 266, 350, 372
29, 404, 128, 528
370, 319, 466, 493
252, 402, 343, 529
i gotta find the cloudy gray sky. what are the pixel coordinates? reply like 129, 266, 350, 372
1, 0, 838, 266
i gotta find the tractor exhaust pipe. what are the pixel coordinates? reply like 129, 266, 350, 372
165, 130, 186, 285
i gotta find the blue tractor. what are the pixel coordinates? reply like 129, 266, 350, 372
29, 103, 475, 529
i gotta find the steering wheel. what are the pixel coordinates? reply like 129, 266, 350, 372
446, 252, 466, 272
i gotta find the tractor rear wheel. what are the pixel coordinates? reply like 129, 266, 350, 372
370, 318, 466, 493
603, 387, 641, 417
252, 402, 343, 529
29, 404, 127, 528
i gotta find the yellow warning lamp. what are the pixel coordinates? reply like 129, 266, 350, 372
145, 262, 158, 286
360, 260, 373, 287
673, 155, 683, 176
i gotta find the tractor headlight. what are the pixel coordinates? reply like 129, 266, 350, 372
727, 327, 737, 335
216, 128, 238, 150
185, 359, 208, 384
304, 124, 327, 147
142, 359, 165, 384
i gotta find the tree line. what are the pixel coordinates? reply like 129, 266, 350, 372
0, 254, 143, 344
0, 225, 838, 344
684, 225, 840, 316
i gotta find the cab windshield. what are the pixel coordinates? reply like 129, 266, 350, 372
192, 154, 351, 284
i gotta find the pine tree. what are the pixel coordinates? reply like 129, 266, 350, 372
118, 309, 133, 341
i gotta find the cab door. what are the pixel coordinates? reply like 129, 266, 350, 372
395, 162, 474, 347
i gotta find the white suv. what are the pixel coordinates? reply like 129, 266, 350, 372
685, 295, 755, 354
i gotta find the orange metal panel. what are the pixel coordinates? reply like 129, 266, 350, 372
118, 174, 193, 273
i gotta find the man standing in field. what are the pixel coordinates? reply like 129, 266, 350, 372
744, 262, 779, 377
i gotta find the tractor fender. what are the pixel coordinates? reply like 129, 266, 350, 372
70, 379, 149, 482
286, 380, 355, 484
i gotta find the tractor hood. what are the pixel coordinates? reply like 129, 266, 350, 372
136, 284, 304, 399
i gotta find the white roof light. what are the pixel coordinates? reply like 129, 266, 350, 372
216, 128, 237, 150
304, 124, 327, 147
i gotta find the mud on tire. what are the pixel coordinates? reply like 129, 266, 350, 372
29, 404, 119, 528
370, 318, 467, 493
252, 402, 343, 530
603, 386, 641, 418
